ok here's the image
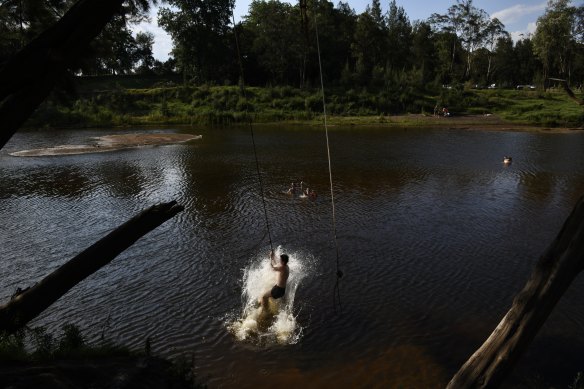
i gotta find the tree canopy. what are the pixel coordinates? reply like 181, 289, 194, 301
3, 0, 583, 90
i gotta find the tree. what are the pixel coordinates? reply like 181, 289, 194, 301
0, 0, 126, 150
514, 37, 539, 85
491, 35, 516, 87
429, 0, 491, 80
0, 0, 73, 62
351, 0, 387, 86
533, 0, 579, 86
134, 31, 155, 74
432, 30, 464, 84
242, 0, 302, 85
0, 0, 154, 75
410, 21, 437, 85
158, 0, 235, 84
386, 0, 412, 73
83, 13, 138, 75
330, 1, 357, 85
482, 18, 508, 84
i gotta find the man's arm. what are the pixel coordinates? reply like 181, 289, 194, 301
270, 250, 276, 266
269, 250, 283, 271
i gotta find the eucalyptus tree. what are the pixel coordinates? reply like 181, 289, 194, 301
429, 0, 491, 80
532, 0, 581, 86
432, 30, 464, 85
482, 18, 509, 84
158, 0, 235, 84
429, 3, 465, 76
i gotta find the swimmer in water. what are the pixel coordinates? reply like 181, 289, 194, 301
259, 250, 289, 310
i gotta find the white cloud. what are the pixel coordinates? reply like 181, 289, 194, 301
509, 22, 538, 42
491, 2, 546, 25
130, 5, 173, 61
132, 21, 173, 61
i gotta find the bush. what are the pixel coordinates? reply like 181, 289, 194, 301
59, 323, 85, 353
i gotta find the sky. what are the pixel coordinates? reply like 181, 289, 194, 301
133, 0, 557, 62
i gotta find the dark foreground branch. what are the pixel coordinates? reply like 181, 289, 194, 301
447, 196, 584, 388
0, 0, 123, 150
0, 201, 184, 333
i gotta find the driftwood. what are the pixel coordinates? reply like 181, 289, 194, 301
0, 201, 184, 333
0, 0, 123, 150
447, 195, 584, 388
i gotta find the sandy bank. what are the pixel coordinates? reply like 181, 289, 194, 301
10, 133, 201, 157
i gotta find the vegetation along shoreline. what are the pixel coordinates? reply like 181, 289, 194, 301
26, 80, 584, 131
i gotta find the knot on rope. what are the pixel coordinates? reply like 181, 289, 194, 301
336, 270, 343, 279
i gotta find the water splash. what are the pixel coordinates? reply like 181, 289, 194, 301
227, 246, 310, 345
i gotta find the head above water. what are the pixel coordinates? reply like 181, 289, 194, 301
280, 254, 289, 264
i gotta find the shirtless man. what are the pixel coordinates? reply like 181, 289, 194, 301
260, 250, 290, 309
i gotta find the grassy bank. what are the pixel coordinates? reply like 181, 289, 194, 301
28, 77, 584, 129
0, 324, 205, 388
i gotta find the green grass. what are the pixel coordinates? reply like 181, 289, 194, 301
475, 89, 584, 126
28, 81, 584, 129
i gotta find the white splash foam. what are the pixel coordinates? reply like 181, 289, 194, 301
227, 245, 310, 345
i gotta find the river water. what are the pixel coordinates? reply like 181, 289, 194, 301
1, 126, 583, 387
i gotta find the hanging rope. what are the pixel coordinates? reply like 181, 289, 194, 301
312, 8, 343, 314
232, 13, 273, 251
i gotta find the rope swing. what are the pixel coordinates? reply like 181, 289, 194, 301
232, 13, 273, 251
312, 8, 343, 314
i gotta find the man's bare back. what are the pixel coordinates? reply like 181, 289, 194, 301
272, 251, 289, 288
259, 250, 290, 309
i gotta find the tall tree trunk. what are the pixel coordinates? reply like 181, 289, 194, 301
0, 0, 124, 150
0, 201, 184, 334
486, 56, 492, 85
447, 195, 584, 388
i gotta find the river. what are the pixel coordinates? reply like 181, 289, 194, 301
1, 125, 583, 387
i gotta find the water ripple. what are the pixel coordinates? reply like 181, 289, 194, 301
1, 127, 583, 387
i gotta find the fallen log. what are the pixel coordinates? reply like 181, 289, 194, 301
0, 201, 184, 333
0, 0, 124, 150
447, 195, 584, 388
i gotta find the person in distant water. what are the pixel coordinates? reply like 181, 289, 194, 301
286, 182, 295, 194
309, 189, 317, 200
260, 250, 290, 310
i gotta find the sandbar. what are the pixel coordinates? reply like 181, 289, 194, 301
10, 133, 201, 157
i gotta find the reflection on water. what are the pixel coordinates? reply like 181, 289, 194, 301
1, 126, 584, 388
